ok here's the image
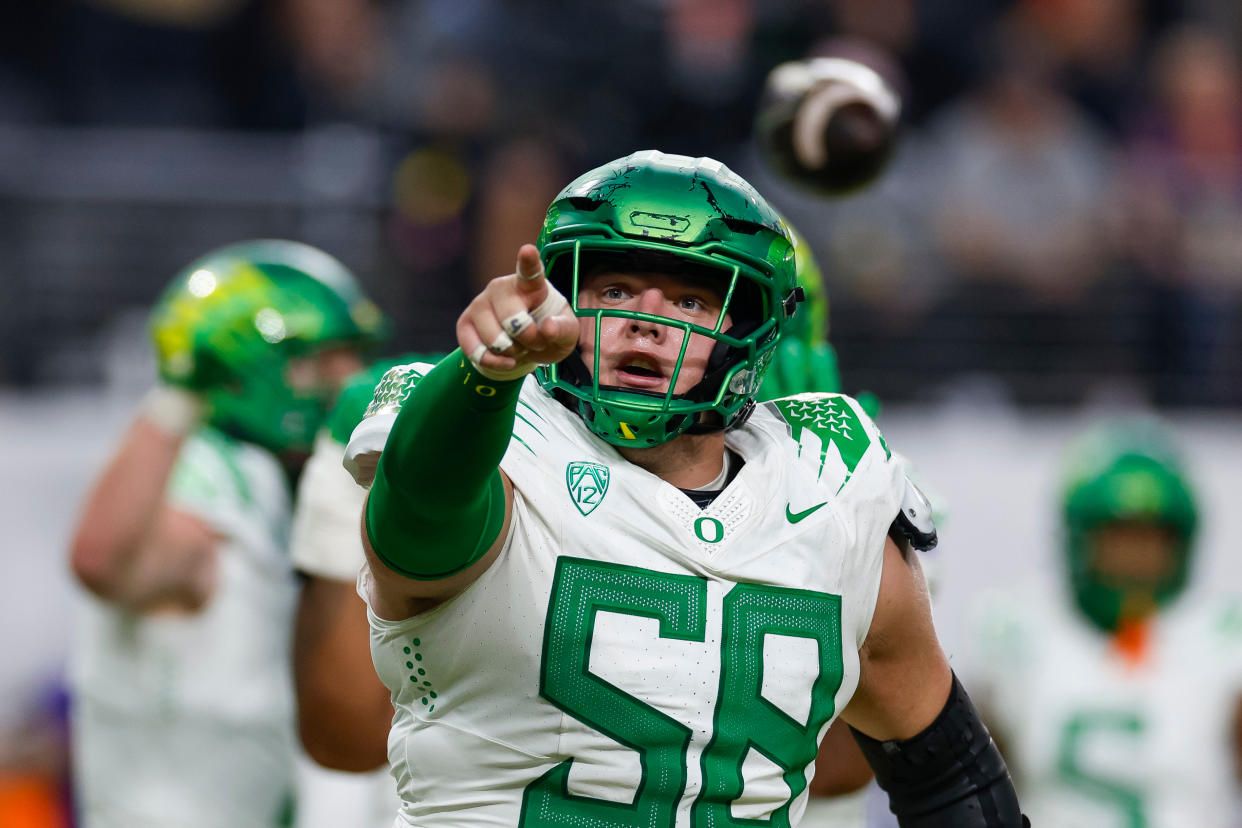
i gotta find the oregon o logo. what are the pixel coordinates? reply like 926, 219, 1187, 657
474, 384, 497, 397
694, 516, 724, 544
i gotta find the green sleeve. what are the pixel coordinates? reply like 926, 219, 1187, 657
364, 350, 523, 579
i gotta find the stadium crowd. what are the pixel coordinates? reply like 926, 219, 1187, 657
0, 0, 1241, 404
1, 2, 1241, 827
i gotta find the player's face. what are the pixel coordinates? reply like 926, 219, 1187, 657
285, 345, 365, 402
1086, 521, 1178, 588
576, 271, 731, 395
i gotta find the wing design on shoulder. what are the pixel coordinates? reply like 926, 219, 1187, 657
768, 392, 888, 493
343, 361, 436, 487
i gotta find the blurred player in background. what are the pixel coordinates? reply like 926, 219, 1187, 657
288, 354, 441, 828
969, 419, 1242, 828
67, 240, 386, 828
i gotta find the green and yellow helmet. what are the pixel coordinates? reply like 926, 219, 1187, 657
757, 219, 842, 399
781, 221, 829, 347
1061, 419, 1198, 632
150, 239, 388, 455
535, 150, 799, 447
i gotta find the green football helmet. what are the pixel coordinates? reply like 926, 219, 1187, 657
1061, 419, 1198, 632
781, 221, 828, 347
535, 150, 799, 447
758, 220, 842, 399
150, 239, 389, 455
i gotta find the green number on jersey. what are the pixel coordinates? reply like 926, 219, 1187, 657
1056, 711, 1146, 828
521, 557, 844, 827
522, 558, 704, 827
694, 584, 843, 826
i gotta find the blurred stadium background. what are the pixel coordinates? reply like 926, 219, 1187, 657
1, 0, 1241, 824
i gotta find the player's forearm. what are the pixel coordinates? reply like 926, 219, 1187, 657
294, 577, 391, 771
70, 418, 187, 600
365, 350, 522, 579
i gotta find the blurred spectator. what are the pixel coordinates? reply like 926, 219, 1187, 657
638, 0, 829, 162
930, 17, 1112, 304
917, 15, 1115, 401
279, 0, 381, 111
470, 137, 568, 291
54, 0, 309, 127
1014, 0, 1148, 135
829, 0, 1009, 125
1111, 25, 1242, 405
741, 35, 946, 400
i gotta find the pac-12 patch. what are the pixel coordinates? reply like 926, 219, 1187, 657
566, 461, 610, 516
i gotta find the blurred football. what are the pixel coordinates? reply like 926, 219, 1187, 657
756, 57, 901, 196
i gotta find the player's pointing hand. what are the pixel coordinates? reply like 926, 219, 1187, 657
458, 243, 578, 381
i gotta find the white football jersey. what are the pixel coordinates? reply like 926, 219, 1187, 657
969, 588, 1242, 828
71, 427, 299, 828
290, 431, 368, 581
349, 368, 905, 827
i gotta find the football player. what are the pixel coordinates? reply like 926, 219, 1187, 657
288, 355, 441, 828
284, 226, 840, 828
286, 227, 838, 806
969, 419, 1242, 828
68, 240, 386, 828
344, 150, 1027, 826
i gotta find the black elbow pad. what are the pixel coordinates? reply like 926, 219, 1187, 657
849, 673, 1029, 828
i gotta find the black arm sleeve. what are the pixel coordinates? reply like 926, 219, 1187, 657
849, 673, 1029, 828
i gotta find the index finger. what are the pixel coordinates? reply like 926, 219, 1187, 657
515, 244, 545, 283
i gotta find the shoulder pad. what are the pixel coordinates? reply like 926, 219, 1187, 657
768, 393, 888, 490
341, 360, 437, 487
893, 476, 938, 551
328, 358, 401, 444
363, 362, 434, 420
327, 353, 445, 444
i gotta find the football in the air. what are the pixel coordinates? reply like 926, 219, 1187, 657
755, 57, 901, 196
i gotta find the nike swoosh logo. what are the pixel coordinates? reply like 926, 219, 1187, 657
786, 501, 828, 524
